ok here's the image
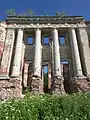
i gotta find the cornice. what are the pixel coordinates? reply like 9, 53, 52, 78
7, 23, 86, 29
6, 16, 84, 24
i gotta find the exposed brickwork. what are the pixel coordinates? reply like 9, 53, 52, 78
0, 29, 15, 76
0, 78, 22, 100
70, 77, 90, 93
52, 76, 65, 94
0, 17, 90, 100
31, 77, 43, 94
23, 62, 29, 87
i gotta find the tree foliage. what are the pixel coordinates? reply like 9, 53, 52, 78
6, 9, 16, 16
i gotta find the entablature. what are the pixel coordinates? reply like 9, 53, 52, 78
6, 15, 84, 24
7, 23, 86, 29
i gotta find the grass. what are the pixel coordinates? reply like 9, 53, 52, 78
0, 93, 90, 120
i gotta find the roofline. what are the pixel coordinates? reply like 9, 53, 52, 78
6, 15, 84, 18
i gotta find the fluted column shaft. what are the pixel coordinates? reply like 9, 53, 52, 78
33, 29, 42, 77
69, 28, 83, 77
52, 29, 61, 77
11, 29, 23, 77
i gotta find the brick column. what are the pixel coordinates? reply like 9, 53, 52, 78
0, 28, 15, 77
23, 62, 29, 88
11, 29, 23, 77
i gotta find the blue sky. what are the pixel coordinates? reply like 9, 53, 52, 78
0, 0, 90, 20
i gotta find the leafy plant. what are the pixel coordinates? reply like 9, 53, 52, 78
61, 12, 67, 17
0, 93, 90, 120
56, 12, 60, 16
27, 9, 35, 16
6, 9, 16, 16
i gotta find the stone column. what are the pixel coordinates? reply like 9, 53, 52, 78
0, 28, 15, 77
31, 29, 43, 93
20, 42, 26, 77
11, 29, 23, 77
0, 27, 6, 60
53, 29, 62, 77
23, 62, 29, 88
52, 29, 65, 94
33, 29, 42, 77
77, 28, 90, 77
69, 28, 83, 77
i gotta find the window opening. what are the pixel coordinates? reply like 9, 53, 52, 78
28, 36, 33, 45
59, 36, 65, 45
43, 36, 49, 45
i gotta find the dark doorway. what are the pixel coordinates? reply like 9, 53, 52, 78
61, 60, 71, 94
43, 65, 49, 93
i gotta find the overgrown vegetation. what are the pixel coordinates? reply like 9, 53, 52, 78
0, 93, 90, 120
6, 9, 67, 17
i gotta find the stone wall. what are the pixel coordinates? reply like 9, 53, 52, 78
0, 78, 22, 100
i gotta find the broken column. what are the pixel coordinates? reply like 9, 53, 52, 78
52, 28, 65, 94
31, 29, 43, 93
69, 28, 89, 92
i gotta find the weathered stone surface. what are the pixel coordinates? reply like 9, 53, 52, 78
0, 29, 15, 76
0, 16, 90, 100
0, 78, 22, 100
52, 76, 65, 94
70, 77, 90, 93
31, 77, 43, 94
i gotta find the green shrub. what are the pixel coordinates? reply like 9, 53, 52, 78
0, 93, 90, 120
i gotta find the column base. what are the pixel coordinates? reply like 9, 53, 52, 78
52, 76, 65, 95
31, 76, 43, 94
0, 78, 22, 100
70, 76, 90, 93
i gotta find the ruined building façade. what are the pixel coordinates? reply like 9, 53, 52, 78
0, 16, 90, 100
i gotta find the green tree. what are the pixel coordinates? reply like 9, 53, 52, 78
61, 12, 67, 17
56, 12, 60, 16
27, 9, 34, 16
6, 9, 16, 16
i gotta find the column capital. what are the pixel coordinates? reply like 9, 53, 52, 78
6, 28, 15, 30
68, 28, 75, 31
77, 27, 86, 30
35, 28, 41, 32
17, 28, 24, 31
52, 28, 58, 32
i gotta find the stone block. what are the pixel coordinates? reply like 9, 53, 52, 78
31, 77, 43, 94
70, 77, 90, 93
0, 78, 22, 100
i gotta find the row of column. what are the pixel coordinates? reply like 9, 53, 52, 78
0, 27, 85, 78
32, 28, 84, 79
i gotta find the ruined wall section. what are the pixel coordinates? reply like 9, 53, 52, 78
0, 22, 7, 65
